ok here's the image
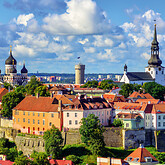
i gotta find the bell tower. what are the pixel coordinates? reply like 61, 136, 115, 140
145, 24, 165, 85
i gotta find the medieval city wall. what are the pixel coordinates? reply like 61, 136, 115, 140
0, 118, 13, 128
0, 127, 17, 141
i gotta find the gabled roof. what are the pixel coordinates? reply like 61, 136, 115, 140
49, 159, 74, 165
136, 99, 159, 104
124, 145, 158, 163
117, 112, 143, 119
0, 88, 8, 101
126, 72, 154, 81
152, 103, 165, 114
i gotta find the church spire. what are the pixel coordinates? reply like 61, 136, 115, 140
148, 24, 162, 67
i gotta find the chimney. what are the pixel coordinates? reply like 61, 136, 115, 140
58, 100, 62, 112
36, 93, 40, 98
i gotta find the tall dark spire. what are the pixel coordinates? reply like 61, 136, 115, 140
148, 24, 162, 66
5, 45, 17, 65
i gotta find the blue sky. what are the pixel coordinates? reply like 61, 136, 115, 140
0, 0, 165, 74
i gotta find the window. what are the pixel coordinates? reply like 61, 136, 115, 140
33, 119, 35, 124
28, 112, 30, 116
152, 122, 154, 127
163, 115, 165, 119
69, 120, 72, 125
49, 122, 52, 126
23, 118, 25, 122
156, 71, 158, 74
158, 116, 161, 120
43, 113, 45, 117
162, 71, 164, 74
75, 113, 77, 117
98, 112, 100, 116
51, 113, 54, 117
14, 118, 16, 122
163, 122, 165, 127
18, 118, 20, 122
23, 112, 25, 115
126, 123, 129, 127
43, 119, 45, 125
38, 113, 40, 117
151, 71, 153, 74
67, 113, 69, 117
33, 112, 35, 116
152, 116, 154, 120
28, 119, 30, 124
158, 122, 161, 127
107, 111, 109, 115
38, 120, 40, 124
75, 120, 78, 125
102, 119, 104, 123
102, 112, 104, 116
146, 116, 147, 120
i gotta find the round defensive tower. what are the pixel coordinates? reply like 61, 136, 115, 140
75, 63, 85, 84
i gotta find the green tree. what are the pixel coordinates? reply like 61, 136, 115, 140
133, 84, 142, 92
66, 155, 80, 164
1, 91, 25, 118
98, 80, 118, 90
14, 154, 32, 165
25, 75, 42, 95
0, 137, 10, 148
119, 84, 134, 98
35, 86, 50, 97
14, 86, 26, 95
79, 114, 105, 155
142, 82, 165, 100
3, 82, 13, 90
31, 151, 50, 165
7, 147, 18, 162
81, 80, 98, 88
112, 119, 123, 127
156, 152, 165, 164
43, 125, 63, 159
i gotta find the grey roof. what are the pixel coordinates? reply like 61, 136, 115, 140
126, 72, 154, 81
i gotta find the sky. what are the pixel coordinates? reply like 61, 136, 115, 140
1, 0, 165, 74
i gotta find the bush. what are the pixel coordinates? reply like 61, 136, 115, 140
112, 119, 123, 127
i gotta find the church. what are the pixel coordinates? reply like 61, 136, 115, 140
120, 24, 165, 86
0, 46, 28, 86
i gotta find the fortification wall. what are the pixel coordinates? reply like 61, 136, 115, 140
0, 118, 13, 128
0, 127, 17, 141
155, 130, 165, 152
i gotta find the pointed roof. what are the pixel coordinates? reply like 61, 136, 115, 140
124, 145, 158, 163
5, 46, 17, 65
21, 62, 28, 73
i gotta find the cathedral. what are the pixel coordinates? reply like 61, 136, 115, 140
120, 24, 165, 86
0, 46, 28, 86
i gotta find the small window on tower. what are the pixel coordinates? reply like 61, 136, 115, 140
156, 71, 158, 74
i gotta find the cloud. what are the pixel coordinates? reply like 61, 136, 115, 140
16, 13, 34, 26
42, 0, 111, 35
84, 47, 95, 53
141, 52, 150, 60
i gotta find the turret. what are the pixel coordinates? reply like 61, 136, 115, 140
21, 61, 28, 76
124, 64, 127, 74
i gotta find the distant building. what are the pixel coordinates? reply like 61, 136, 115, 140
75, 63, 85, 84
107, 75, 112, 79
120, 24, 165, 86
0, 46, 28, 86
98, 75, 103, 79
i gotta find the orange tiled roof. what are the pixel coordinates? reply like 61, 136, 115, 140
49, 159, 73, 165
0, 88, 8, 101
136, 99, 159, 104
152, 103, 165, 114
129, 92, 154, 99
117, 112, 143, 119
124, 145, 158, 163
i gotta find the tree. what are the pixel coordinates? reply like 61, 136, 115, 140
14, 154, 32, 165
142, 82, 165, 100
81, 80, 98, 88
1, 91, 25, 118
119, 84, 134, 98
79, 114, 105, 155
14, 86, 26, 95
43, 125, 63, 159
3, 82, 13, 90
112, 119, 123, 127
31, 151, 50, 165
98, 80, 118, 90
35, 86, 50, 97
25, 76, 42, 95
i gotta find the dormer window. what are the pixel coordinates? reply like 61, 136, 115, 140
145, 157, 152, 162
127, 157, 132, 161
134, 158, 139, 162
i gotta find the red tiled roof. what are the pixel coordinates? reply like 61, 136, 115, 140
129, 92, 154, 99
152, 104, 165, 114
0, 88, 8, 101
117, 112, 143, 119
124, 145, 158, 163
49, 159, 73, 165
136, 99, 159, 104
0, 160, 14, 165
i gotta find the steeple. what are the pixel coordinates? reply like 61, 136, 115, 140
5, 45, 17, 65
148, 24, 162, 67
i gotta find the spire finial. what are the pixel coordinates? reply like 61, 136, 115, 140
10, 45, 12, 53
153, 20, 157, 42
12, 59, 14, 66
23, 60, 25, 66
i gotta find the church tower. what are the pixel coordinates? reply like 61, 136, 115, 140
145, 24, 165, 85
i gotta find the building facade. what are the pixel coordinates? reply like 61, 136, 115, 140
75, 63, 85, 84
0, 46, 28, 86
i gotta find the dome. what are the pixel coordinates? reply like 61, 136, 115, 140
5, 47, 17, 65
21, 63, 28, 73
10, 65, 17, 73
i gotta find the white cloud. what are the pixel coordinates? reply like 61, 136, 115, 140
78, 38, 89, 45
16, 13, 34, 26
84, 47, 95, 53
141, 52, 150, 60
42, 0, 110, 35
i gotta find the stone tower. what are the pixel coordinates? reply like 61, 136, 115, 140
75, 63, 85, 84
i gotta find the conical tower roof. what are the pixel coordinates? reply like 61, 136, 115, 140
21, 62, 28, 73
5, 46, 17, 65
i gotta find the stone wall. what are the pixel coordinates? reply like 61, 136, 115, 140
104, 127, 123, 147
155, 130, 165, 152
0, 127, 17, 141
15, 136, 45, 155
145, 130, 155, 146
123, 129, 145, 150
0, 118, 13, 128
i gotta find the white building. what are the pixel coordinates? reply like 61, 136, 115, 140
120, 24, 165, 86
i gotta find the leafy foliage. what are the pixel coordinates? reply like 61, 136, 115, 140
35, 86, 50, 97
81, 80, 98, 88
112, 119, 123, 127
31, 151, 50, 165
142, 82, 165, 100
14, 154, 32, 165
119, 84, 134, 98
1, 91, 25, 118
43, 125, 63, 159
79, 114, 105, 155
98, 80, 118, 90
3, 82, 13, 90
